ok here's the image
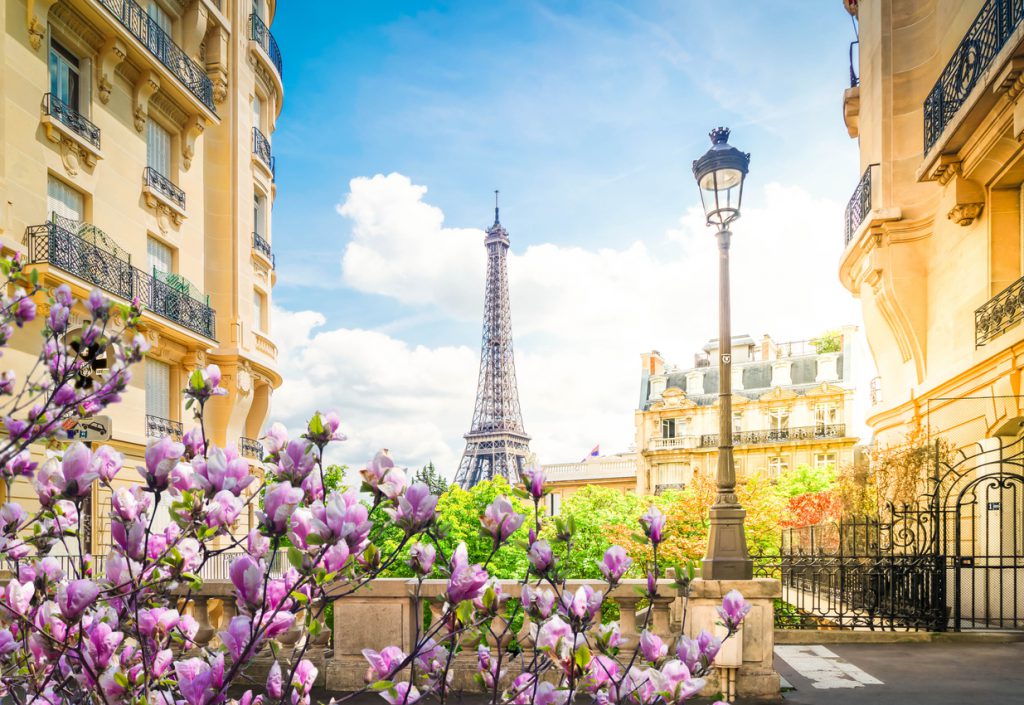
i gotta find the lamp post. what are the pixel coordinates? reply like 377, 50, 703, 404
692, 127, 753, 580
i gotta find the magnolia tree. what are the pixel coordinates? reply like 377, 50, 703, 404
0, 272, 750, 705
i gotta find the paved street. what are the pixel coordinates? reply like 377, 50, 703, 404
773, 642, 1024, 704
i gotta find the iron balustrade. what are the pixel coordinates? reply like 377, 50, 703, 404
25, 218, 134, 300
923, 0, 1024, 153
700, 424, 846, 448
976, 273, 1024, 346
143, 166, 186, 209
25, 218, 216, 339
42, 93, 100, 149
239, 437, 264, 459
844, 165, 875, 246
146, 414, 183, 440
252, 127, 275, 177
96, 0, 215, 112
249, 13, 283, 77
252, 232, 274, 266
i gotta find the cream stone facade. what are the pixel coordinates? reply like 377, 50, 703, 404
540, 453, 638, 513
0, 0, 283, 552
635, 331, 859, 494
840, 0, 1024, 446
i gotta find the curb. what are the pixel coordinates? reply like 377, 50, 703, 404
774, 629, 1024, 644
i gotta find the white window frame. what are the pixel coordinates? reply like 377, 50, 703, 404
815, 403, 839, 427
253, 289, 266, 332
147, 119, 172, 176
49, 38, 81, 110
47, 176, 84, 223
254, 192, 268, 238
147, 235, 173, 277
769, 407, 790, 432
815, 453, 837, 470
768, 456, 788, 477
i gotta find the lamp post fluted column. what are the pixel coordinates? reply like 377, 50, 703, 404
692, 127, 753, 581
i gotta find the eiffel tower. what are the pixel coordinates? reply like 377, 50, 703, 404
454, 193, 532, 488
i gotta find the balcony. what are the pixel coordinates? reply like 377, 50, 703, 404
648, 436, 698, 451
252, 127, 275, 178
252, 232, 275, 267
239, 437, 264, 460
976, 274, 1024, 346
25, 216, 216, 339
700, 424, 847, 448
143, 166, 186, 211
250, 13, 283, 78
146, 414, 182, 440
25, 216, 134, 300
42, 93, 100, 150
542, 459, 636, 481
96, 0, 216, 112
923, 0, 1024, 154
844, 164, 874, 246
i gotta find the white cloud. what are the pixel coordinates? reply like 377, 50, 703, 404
273, 173, 864, 478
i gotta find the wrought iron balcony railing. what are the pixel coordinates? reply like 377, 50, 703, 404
252, 232, 275, 266
146, 414, 183, 440
976, 274, 1024, 346
143, 166, 185, 209
700, 424, 847, 448
25, 216, 216, 339
249, 13, 283, 78
252, 127, 275, 177
26, 216, 134, 299
42, 93, 100, 149
844, 165, 874, 246
239, 437, 264, 460
923, 0, 1024, 153
97, 0, 215, 112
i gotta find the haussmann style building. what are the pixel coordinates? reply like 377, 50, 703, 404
0, 0, 284, 554
634, 330, 860, 495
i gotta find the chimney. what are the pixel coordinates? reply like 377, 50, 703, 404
761, 334, 773, 360
642, 350, 665, 376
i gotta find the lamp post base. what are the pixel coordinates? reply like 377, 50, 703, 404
702, 504, 753, 580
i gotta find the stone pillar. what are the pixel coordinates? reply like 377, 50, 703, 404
685, 578, 781, 700
192, 597, 215, 648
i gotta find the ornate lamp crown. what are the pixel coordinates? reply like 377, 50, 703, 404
710, 127, 730, 145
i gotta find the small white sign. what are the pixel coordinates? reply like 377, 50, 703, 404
60, 416, 112, 443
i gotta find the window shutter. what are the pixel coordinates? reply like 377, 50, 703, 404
148, 2, 172, 35
253, 290, 264, 331
145, 359, 171, 418
252, 95, 262, 132
47, 177, 84, 223
147, 120, 171, 175
147, 236, 173, 276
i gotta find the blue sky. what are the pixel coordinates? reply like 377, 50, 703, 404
266, 2, 867, 473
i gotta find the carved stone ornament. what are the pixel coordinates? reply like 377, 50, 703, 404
237, 367, 253, 395
98, 38, 128, 104
947, 202, 983, 226
133, 71, 160, 132
182, 116, 205, 171
27, 0, 58, 50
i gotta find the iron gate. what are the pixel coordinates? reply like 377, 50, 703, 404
755, 432, 1024, 631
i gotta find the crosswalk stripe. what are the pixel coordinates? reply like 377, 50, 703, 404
774, 645, 884, 690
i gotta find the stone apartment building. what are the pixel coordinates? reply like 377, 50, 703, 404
0, 0, 283, 552
634, 330, 859, 494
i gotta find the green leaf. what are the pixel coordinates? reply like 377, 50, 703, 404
574, 644, 591, 668
289, 590, 309, 604
370, 681, 395, 692
287, 546, 305, 570
308, 412, 325, 436
114, 672, 129, 688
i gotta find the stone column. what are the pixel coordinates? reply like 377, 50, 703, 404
685, 578, 781, 699
192, 597, 215, 648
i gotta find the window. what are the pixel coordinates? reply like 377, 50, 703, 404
47, 176, 84, 223
252, 0, 264, 20
732, 412, 743, 434
49, 39, 80, 110
768, 456, 788, 478
815, 453, 837, 470
148, 1, 172, 35
815, 403, 839, 428
254, 193, 267, 237
147, 236, 173, 276
147, 120, 172, 176
145, 358, 171, 420
253, 289, 266, 332
547, 492, 561, 516
661, 418, 686, 439
252, 94, 263, 133
769, 408, 790, 432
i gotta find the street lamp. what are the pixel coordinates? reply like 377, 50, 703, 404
692, 127, 753, 580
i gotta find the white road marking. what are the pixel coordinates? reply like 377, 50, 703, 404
774, 645, 884, 690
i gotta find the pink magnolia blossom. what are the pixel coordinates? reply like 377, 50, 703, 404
446, 542, 488, 604
266, 661, 284, 699
363, 645, 405, 682
230, 555, 264, 610
261, 422, 289, 458
140, 436, 185, 490
277, 439, 317, 484
3, 580, 33, 615
521, 584, 555, 619
384, 482, 437, 533
92, 445, 123, 482
638, 630, 667, 663
650, 660, 705, 704
639, 505, 666, 545
480, 495, 524, 545
599, 545, 632, 585
407, 542, 435, 576
57, 579, 99, 621
536, 615, 573, 653
528, 540, 554, 574
717, 589, 752, 631
381, 683, 421, 705
520, 464, 546, 500
193, 446, 253, 495
260, 482, 304, 534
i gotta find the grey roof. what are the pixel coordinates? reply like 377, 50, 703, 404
643, 354, 845, 410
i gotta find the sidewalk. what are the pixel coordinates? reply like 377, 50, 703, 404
773, 641, 1024, 704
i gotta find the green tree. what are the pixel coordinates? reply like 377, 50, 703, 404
413, 461, 450, 496
775, 463, 836, 498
